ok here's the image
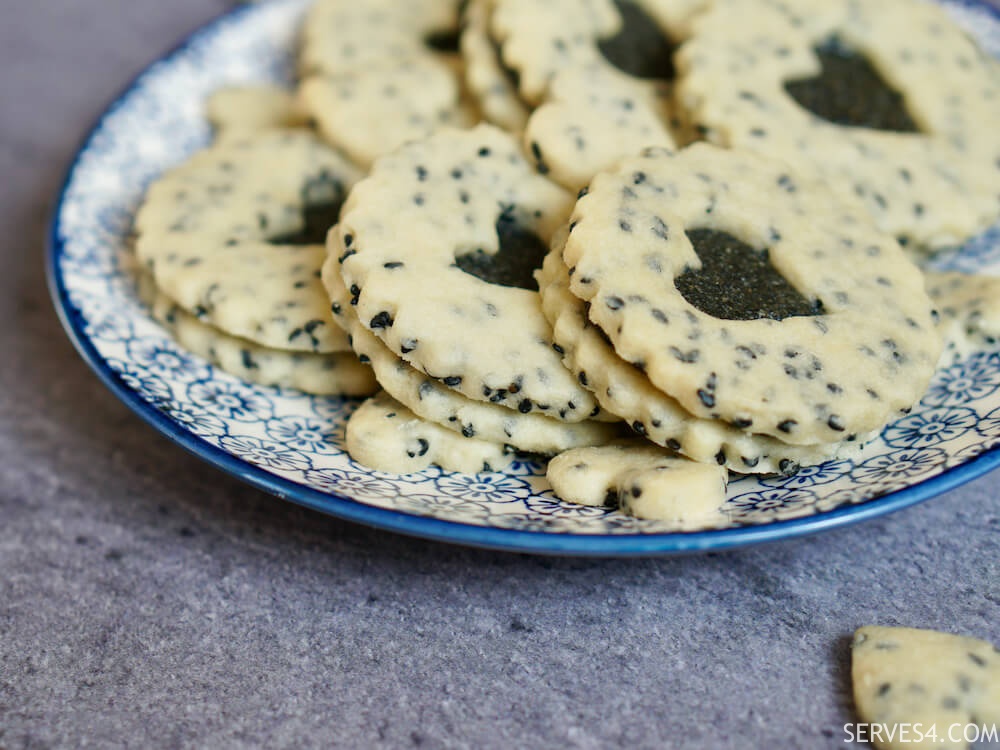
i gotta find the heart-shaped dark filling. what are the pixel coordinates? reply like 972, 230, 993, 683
269, 172, 346, 246
784, 37, 920, 132
424, 1, 467, 54
454, 209, 548, 291
675, 229, 823, 321
425, 29, 461, 54
598, 0, 676, 80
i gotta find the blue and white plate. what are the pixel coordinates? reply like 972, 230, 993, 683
48, 0, 1000, 555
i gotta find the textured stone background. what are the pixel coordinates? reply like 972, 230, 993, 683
1, 1, 998, 748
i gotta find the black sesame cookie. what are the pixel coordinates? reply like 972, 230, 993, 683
206, 85, 309, 137
144, 278, 376, 397
675, 0, 1000, 249
538, 240, 869, 473
298, 0, 476, 167
851, 626, 1000, 750
335, 124, 604, 422
460, 0, 530, 133
134, 130, 361, 353
299, 0, 462, 77
546, 440, 729, 523
926, 271, 1000, 365
562, 143, 942, 446
490, 0, 710, 190
346, 391, 516, 474
324, 250, 622, 454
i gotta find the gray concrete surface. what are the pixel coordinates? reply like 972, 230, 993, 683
1, 2, 998, 748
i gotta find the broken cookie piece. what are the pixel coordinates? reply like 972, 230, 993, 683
346, 391, 516, 475
546, 440, 728, 524
852, 625, 1000, 750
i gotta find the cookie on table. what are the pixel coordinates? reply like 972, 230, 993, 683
926, 271, 1000, 365
298, 0, 476, 167
562, 143, 942, 446
143, 278, 375, 397
134, 130, 362, 353
537, 240, 869, 474
490, 0, 709, 190
460, 0, 530, 133
347, 391, 516, 474
334, 124, 604, 423
547, 440, 729, 523
851, 626, 1000, 750
325, 250, 622, 454
206, 85, 309, 137
675, 0, 1000, 249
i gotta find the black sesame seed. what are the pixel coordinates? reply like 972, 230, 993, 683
968, 652, 987, 667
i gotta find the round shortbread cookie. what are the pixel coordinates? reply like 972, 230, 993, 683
562, 143, 942, 446
335, 124, 603, 422
490, 0, 710, 190
298, 0, 475, 167
347, 391, 516, 474
537, 242, 869, 474
546, 441, 729, 524
926, 271, 1000, 365
144, 281, 376, 397
134, 130, 362, 353
324, 254, 622, 454
675, 0, 1000, 249
460, 0, 530, 133
206, 85, 309, 137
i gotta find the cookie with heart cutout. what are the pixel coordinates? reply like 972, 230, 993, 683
324, 249, 622, 454
561, 142, 942, 446
489, 0, 713, 190
334, 123, 605, 423
298, 0, 477, 167
537, 239, 871, 473
134, 130, 361, 354
347, 391, 518, 474
675, 0, 1000, 249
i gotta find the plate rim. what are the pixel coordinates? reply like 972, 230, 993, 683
44, 0, 1000, 556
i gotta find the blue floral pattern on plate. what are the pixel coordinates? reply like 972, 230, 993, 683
46, 0, 1000, 554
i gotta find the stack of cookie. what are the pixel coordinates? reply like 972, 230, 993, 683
540, 142, 944, 473
132, 129, 377, 397
130, 0, 1000, 522
322, 124, 622, 474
